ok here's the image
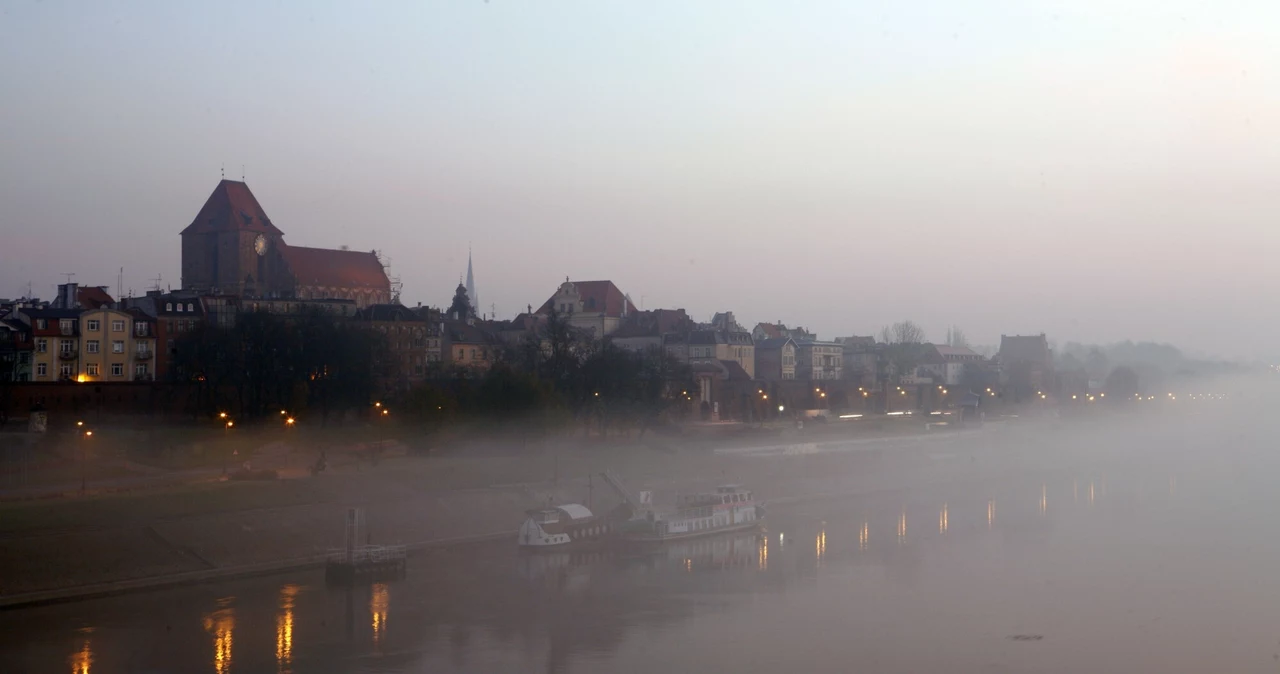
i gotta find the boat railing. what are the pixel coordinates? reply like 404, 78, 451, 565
326, 544, 408, 565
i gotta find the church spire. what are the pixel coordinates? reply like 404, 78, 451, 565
465, 247, 478, 315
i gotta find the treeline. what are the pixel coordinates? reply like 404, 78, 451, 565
173, 309, 695, 435
403, 310, 696, 437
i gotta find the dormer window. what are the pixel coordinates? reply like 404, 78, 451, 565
165, 303, 172, 312
176, 304, 183, 313
187, 303, 194, 312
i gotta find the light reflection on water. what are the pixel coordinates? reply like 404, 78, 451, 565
371, 582, 389, 650
202, 598, 234, 674
276, 585, 298, 673
67, 632, 92, 674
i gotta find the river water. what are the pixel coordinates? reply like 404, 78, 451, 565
4, 403, 1280, 673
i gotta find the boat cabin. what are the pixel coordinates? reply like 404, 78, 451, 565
677, 485, 754, 509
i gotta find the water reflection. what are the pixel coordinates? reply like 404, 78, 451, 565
939, 504, 948, 534
1089, 481, 1096, 506
276, 585, 298, 673
758, 535, 768, 570
371, 583, 389, 650
815, 528, 826, 566
897, 511, 907, 544
202, 598, 235, 674
67, 631, 92, 674
987, 499, 994, 528
859, 521, 868, 551
1040, 485, 1047, 516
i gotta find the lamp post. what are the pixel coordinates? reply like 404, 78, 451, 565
222, 420, 233, 475
80, 428, 92, 493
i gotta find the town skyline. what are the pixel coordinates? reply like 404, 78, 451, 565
5, 1, 1280, 361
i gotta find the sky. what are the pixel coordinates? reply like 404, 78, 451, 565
2, 0, 1279, 361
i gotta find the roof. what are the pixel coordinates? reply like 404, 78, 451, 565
357, 303, 424, 322
933, 344, 981, 359
535, 280, 637, 317
556, 504, 594, 520
77, 286, 114, 309
22, 308, 82, 319
755, 323, 783, 339
281, 245, 390, 291
999, 334, 1051, 364
443, 319, 496, 345
755, 337, 795, 351
180, 180, 284, 236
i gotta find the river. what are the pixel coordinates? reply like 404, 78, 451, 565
4, 403, 1280, 673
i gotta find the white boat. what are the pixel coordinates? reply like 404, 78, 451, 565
518, 503, 618, 548
624, 485, 764, 543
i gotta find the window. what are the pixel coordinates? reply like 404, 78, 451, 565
59, 363, 72, 379
87, 319, 101, 331
111, 320, 124, 332
112, 340, 124, 354
134, 363, 149, 377
59, 319, 74, 334
18, 353, 28, 364
111, 363, 123, 377
166, 338, 175, 354
86, 340, 100, 354
60, 339, 74, 354
136, 343, 150, 355
165, 303, 172, 311
86, 363, 99, 376
134, 323, 148, 337
176, 303, 184, 313
187, 303, 194, 312
36, 318, 47, 329
470, 348, 477, 360
36, 338, 47, 353
36, 363, 47, 377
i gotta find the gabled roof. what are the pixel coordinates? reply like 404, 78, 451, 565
77, 286, 114, 310
535, 280, 637, 317
180, 180, 284, 236
281, 245, 390, 291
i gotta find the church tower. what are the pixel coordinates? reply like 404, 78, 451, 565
465, 249, 478, 318
180, 180, 287, 296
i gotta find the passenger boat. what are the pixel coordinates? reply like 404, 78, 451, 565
623, 485, 764, 543
518, 503, 620, 548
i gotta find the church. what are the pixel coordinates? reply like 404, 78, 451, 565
180, 179, 391, 308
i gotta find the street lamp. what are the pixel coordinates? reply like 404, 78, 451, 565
222, 420, 233, 475
219, 411, 227, 419
80, 428, 93, 492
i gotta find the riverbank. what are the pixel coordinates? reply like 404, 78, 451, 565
0, 418, 1077, 609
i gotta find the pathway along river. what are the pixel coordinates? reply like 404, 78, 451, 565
4, 405, 1280, 673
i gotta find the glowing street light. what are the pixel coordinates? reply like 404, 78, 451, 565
219, 412, 227, 419
286, 417, 295, 426
374, 401, 382, 408
280, 410, 287, 416
778, 405, 785, 412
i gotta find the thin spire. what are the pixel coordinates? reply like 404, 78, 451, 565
465, 248, 477, 314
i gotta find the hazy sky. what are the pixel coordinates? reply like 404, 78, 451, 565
3, 1, 1279, 360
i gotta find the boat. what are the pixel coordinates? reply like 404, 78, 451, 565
518, 503, 620, 548
623, 484, 764, 543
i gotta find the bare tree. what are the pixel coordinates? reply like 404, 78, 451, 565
880, 320, 926, 345
947, 326, 969, 348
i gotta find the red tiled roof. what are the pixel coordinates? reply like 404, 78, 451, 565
280, 245, 390, 291
77, 286, 114, 309
180, 180, 284, 236
535, 280, 637, 318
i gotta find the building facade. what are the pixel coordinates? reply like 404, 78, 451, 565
535, 279, 637, 338
754, 337, 797, 381
180, 179, 391, 308
795, 340, 844, 380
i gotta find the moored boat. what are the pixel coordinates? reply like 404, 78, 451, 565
518, 503, 619, 548
624, 484, 764, 543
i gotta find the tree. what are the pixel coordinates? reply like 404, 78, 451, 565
879, 320, 927, 383
1104, 366, 1141, 399
946, 326, 970, 349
